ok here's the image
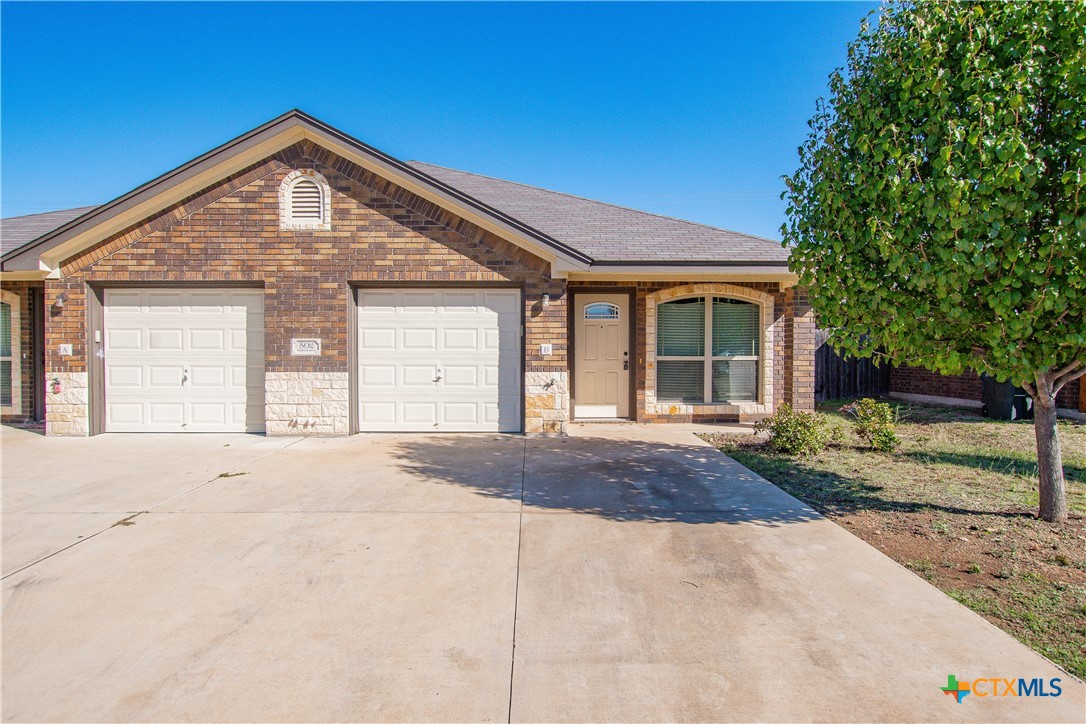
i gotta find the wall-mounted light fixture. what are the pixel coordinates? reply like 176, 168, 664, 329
53, 293, 68, 309
541, 294, 551, 308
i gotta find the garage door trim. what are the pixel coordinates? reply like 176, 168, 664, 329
349, 282, 525, 434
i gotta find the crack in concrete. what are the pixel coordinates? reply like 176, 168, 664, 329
507, 437, 527, 723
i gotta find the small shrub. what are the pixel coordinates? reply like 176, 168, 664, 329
841, 398, 899, 451
754, 404, 830, 457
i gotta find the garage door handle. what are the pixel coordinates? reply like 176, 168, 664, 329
182, 369, 189, 385
433, 373, 442, 382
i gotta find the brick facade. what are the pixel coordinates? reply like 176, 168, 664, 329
28, 139, 814, 435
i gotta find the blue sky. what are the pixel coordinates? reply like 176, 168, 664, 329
1, 1, 877, 240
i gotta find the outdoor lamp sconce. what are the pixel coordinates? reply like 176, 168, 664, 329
53, 293, 68, 310
541, 294, 551, 308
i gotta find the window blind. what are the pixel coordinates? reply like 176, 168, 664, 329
0, 302, 10, 407
657, 297, 704, 356
712, 299, 759, 357
657, 361, 704, 403
712, 360, 757, 402
0, 303, 10, 357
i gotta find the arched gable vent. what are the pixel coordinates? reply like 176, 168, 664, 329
290, 179, 322, 219
279, 170, 331, 230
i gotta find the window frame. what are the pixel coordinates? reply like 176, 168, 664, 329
655, 295, 760, 404
0, 290, 21, 416
583, 301, 620, 320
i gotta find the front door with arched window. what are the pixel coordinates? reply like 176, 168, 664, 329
574, 293, 630, 419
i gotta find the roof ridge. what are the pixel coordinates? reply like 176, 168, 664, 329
1, 205, 99, 222
407, 161, 782, 245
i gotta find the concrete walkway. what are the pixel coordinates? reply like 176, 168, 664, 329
2, 424, 1082, 722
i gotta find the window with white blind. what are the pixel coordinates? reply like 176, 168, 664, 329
656, 297, 759, 403
1, 302, 12, 408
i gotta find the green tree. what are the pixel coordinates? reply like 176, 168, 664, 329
783, 1, 1085, 522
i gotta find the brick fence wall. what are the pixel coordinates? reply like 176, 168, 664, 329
890, 364, 1081, 411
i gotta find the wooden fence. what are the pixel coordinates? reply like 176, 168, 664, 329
814, 329, 891, 402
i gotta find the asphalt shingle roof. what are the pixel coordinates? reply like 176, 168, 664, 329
408, 162, 789, 264
0, 207, 98, 257
0, 164, 789, 266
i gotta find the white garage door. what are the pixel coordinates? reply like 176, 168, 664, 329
104, 288, 265, 432
357, 288, 522, 432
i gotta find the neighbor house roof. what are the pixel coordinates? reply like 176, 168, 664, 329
0, 207, 98, 257
408, 162, 788, 265
0, 110, 790, 278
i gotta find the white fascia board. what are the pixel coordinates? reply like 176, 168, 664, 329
0, 270, 50, 281
562, 264, 798, 285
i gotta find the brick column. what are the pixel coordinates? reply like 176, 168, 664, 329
789, 287, 815, 411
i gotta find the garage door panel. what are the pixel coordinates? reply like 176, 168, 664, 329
443, 402, 479, 424
359, 364, 396, 388
106, 365, 143, 388
148, 365, 184, 389
402, 291, 440, 310
402, 402, 438, 424
360, 328, 396, 351
104, 288, 265, 433
144, 291, 186, 311
442, 328, 478, 350
357, 288, 521, 432
189, 365, 226, 388
443, 365, 479, 387
190, 402, 228, 425
357, 290, 398, 310
402, 328, 437, 351
484, 291, 520, 313
106, 328, 143, 351
188, 328, 226, 352
441, 291, 481, 309
402, 365, 440, 387
103, 290, 144, 310
148, 403, 185, 425
106, 403, 143, 426
147, 328, 183, 352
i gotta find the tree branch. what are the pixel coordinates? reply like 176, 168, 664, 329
1051, 359, 1082, 380
1052, 363, 1086, 395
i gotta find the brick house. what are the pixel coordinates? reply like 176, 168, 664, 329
0, 110, 814, 436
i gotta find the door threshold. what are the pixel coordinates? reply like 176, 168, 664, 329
573, 418, 633, 424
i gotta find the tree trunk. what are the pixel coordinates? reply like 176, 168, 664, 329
1033, 374, 1067, 523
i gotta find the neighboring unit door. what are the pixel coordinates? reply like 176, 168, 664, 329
103, 288, 265, 432
357, 288, 522, 432
574, 293, 630, 418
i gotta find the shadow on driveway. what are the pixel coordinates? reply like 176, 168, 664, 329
388, 433, 823, 526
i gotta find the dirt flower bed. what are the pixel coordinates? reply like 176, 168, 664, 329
701, 401, 1086, 679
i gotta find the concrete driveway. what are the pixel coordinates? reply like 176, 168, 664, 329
2, 424, 1082, 722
